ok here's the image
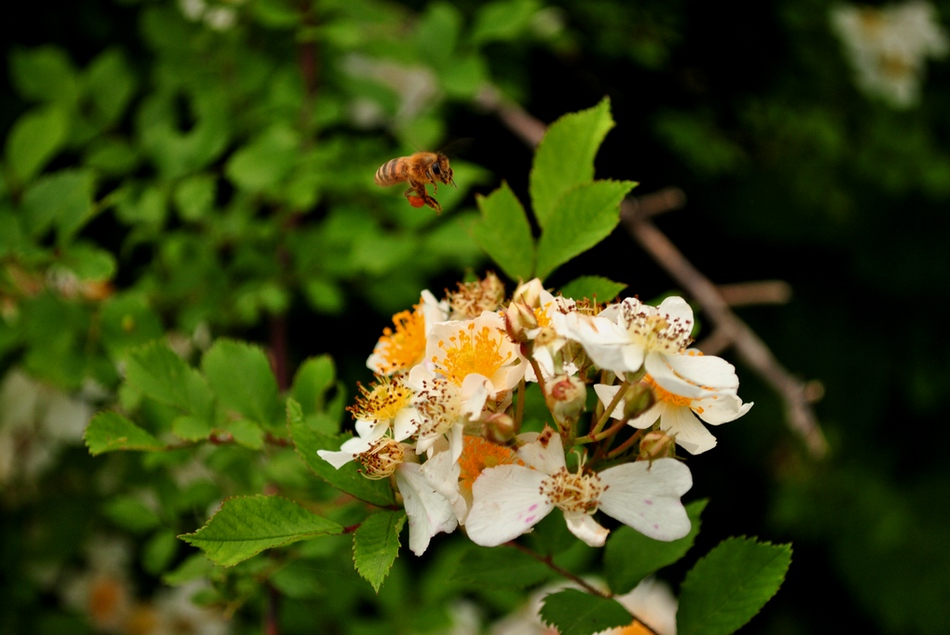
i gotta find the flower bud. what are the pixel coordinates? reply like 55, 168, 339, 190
483, 412, 517, 445
512, 278, 544, 307
638, 430, 677, 461
623, 382, 656, 420
505, 300, 539, 342
544, 374, 587, 424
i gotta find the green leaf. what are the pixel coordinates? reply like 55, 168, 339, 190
226, 419, 265, 450
99, 294, 165, 359
471, 182, 535, 281
353, 510, 406, 592
103, 495, 161, 534
202, 339, 283, 430
163, 553, 215, 586
179, 495, 344, 567
529, 98, 615, 228
606, 499, 707, 595
5, 106, 70, 184
84, 411, 164, 455
82, 48, 136, 126
539, 588, 632, 635
125, 341, 215, 421
20, 168, 95, 241
453, 545, 554, 590
225, 125, 299, 192
173, 173, 217, 222
9, 46, 79, 104
416, 2, 462, 66
143, 529, 180, 575
172, 415, 213, 442
535, 180, 635, 280
290, 355, 338, 416
60, 243, 116, 281
558, 276, 627, 303
471, 0, 542, 44
287, 398, 396, 507
677, 537, 793, 635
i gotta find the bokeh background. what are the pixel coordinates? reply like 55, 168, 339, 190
2, 0, 950, 633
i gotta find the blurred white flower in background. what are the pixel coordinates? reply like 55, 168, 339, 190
831, 1, 949, 107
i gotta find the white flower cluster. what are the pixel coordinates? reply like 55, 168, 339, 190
831, 1, 949, 108
319, 276, 752, 555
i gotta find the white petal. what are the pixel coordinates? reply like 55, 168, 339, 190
396, 463, 458, 556
564, 511, 609, 547
664, 353, 740, 392
465, 465, 552, 547
316, 448, 356, 469
626, 401, 662, 430
598, 459, 692, 541
460, 374, 491, 418
593, 384, 625, 420
693, 392, 753, 425
656, 296, 694, 325
392, 407, 419, 442
516, 427, 565, 474
644, 354, 709, 399
660, 405, 718, 455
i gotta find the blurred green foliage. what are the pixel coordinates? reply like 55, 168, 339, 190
2, 0, 950, 633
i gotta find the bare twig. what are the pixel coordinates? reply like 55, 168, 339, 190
477, 85, 828, 458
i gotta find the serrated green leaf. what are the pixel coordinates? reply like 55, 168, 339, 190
126, 342, 215, 421
529, 98, 614, 229
102, 496, 161, 533
471, 181, 535, 281
453, 545, 554, 590
558, 276, 627, 303
20, 168, 96, 242
539, 588, 632, 635
287, 398, 395, 507
226, 419, 265, 449
535, 180, 635, 280
202, 339, 283, 430
606, 499, 707, 595
353, 510, 406, 592
172, 415, 213, 441
678, 537, 793, 635
5, 106, 70, 184
179, 495, 343, 567
84, 411, 164, 455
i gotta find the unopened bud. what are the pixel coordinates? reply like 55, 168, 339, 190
544, 374, 587, 424
505, 300, 539, 342
512, 278, 544, 307
638, 431, 677, 461
483, 412, 517, 445
623, 382, 656, 420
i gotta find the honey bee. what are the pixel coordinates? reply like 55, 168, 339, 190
374, 152, 457, 214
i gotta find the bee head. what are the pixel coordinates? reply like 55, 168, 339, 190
430, 154, 456, 188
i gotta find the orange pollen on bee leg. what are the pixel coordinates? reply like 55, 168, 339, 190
375, 306, 427, 373
643, 375, 694, 408
408, 196, 425, 208
433, 323, 513, 386
458, 435, 521, 495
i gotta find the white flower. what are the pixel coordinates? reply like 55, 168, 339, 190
595, 372, 752, 455
426, 311, 527, 399
367, 290, 448, 375
465, 427, 692, 548
831, 1, 949, 107
407, 364, 488, 459
567, 297, 743, 402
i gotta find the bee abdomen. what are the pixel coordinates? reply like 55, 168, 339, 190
375, 158, 404, 187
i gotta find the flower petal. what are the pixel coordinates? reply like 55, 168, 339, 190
396, 462, 458, 556
660, 405, 718, 455
598, 459, 692, 541
465, 464, 552, 547
564, 511, 609, 547
693, 392, 753, 425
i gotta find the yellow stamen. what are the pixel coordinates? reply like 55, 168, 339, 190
434, 323, 513, 386
375, 304, 427, 374
643, 375, 692, 409
347, 376, 412, 423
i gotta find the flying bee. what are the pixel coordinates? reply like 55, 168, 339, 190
374, 152, 457, 214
